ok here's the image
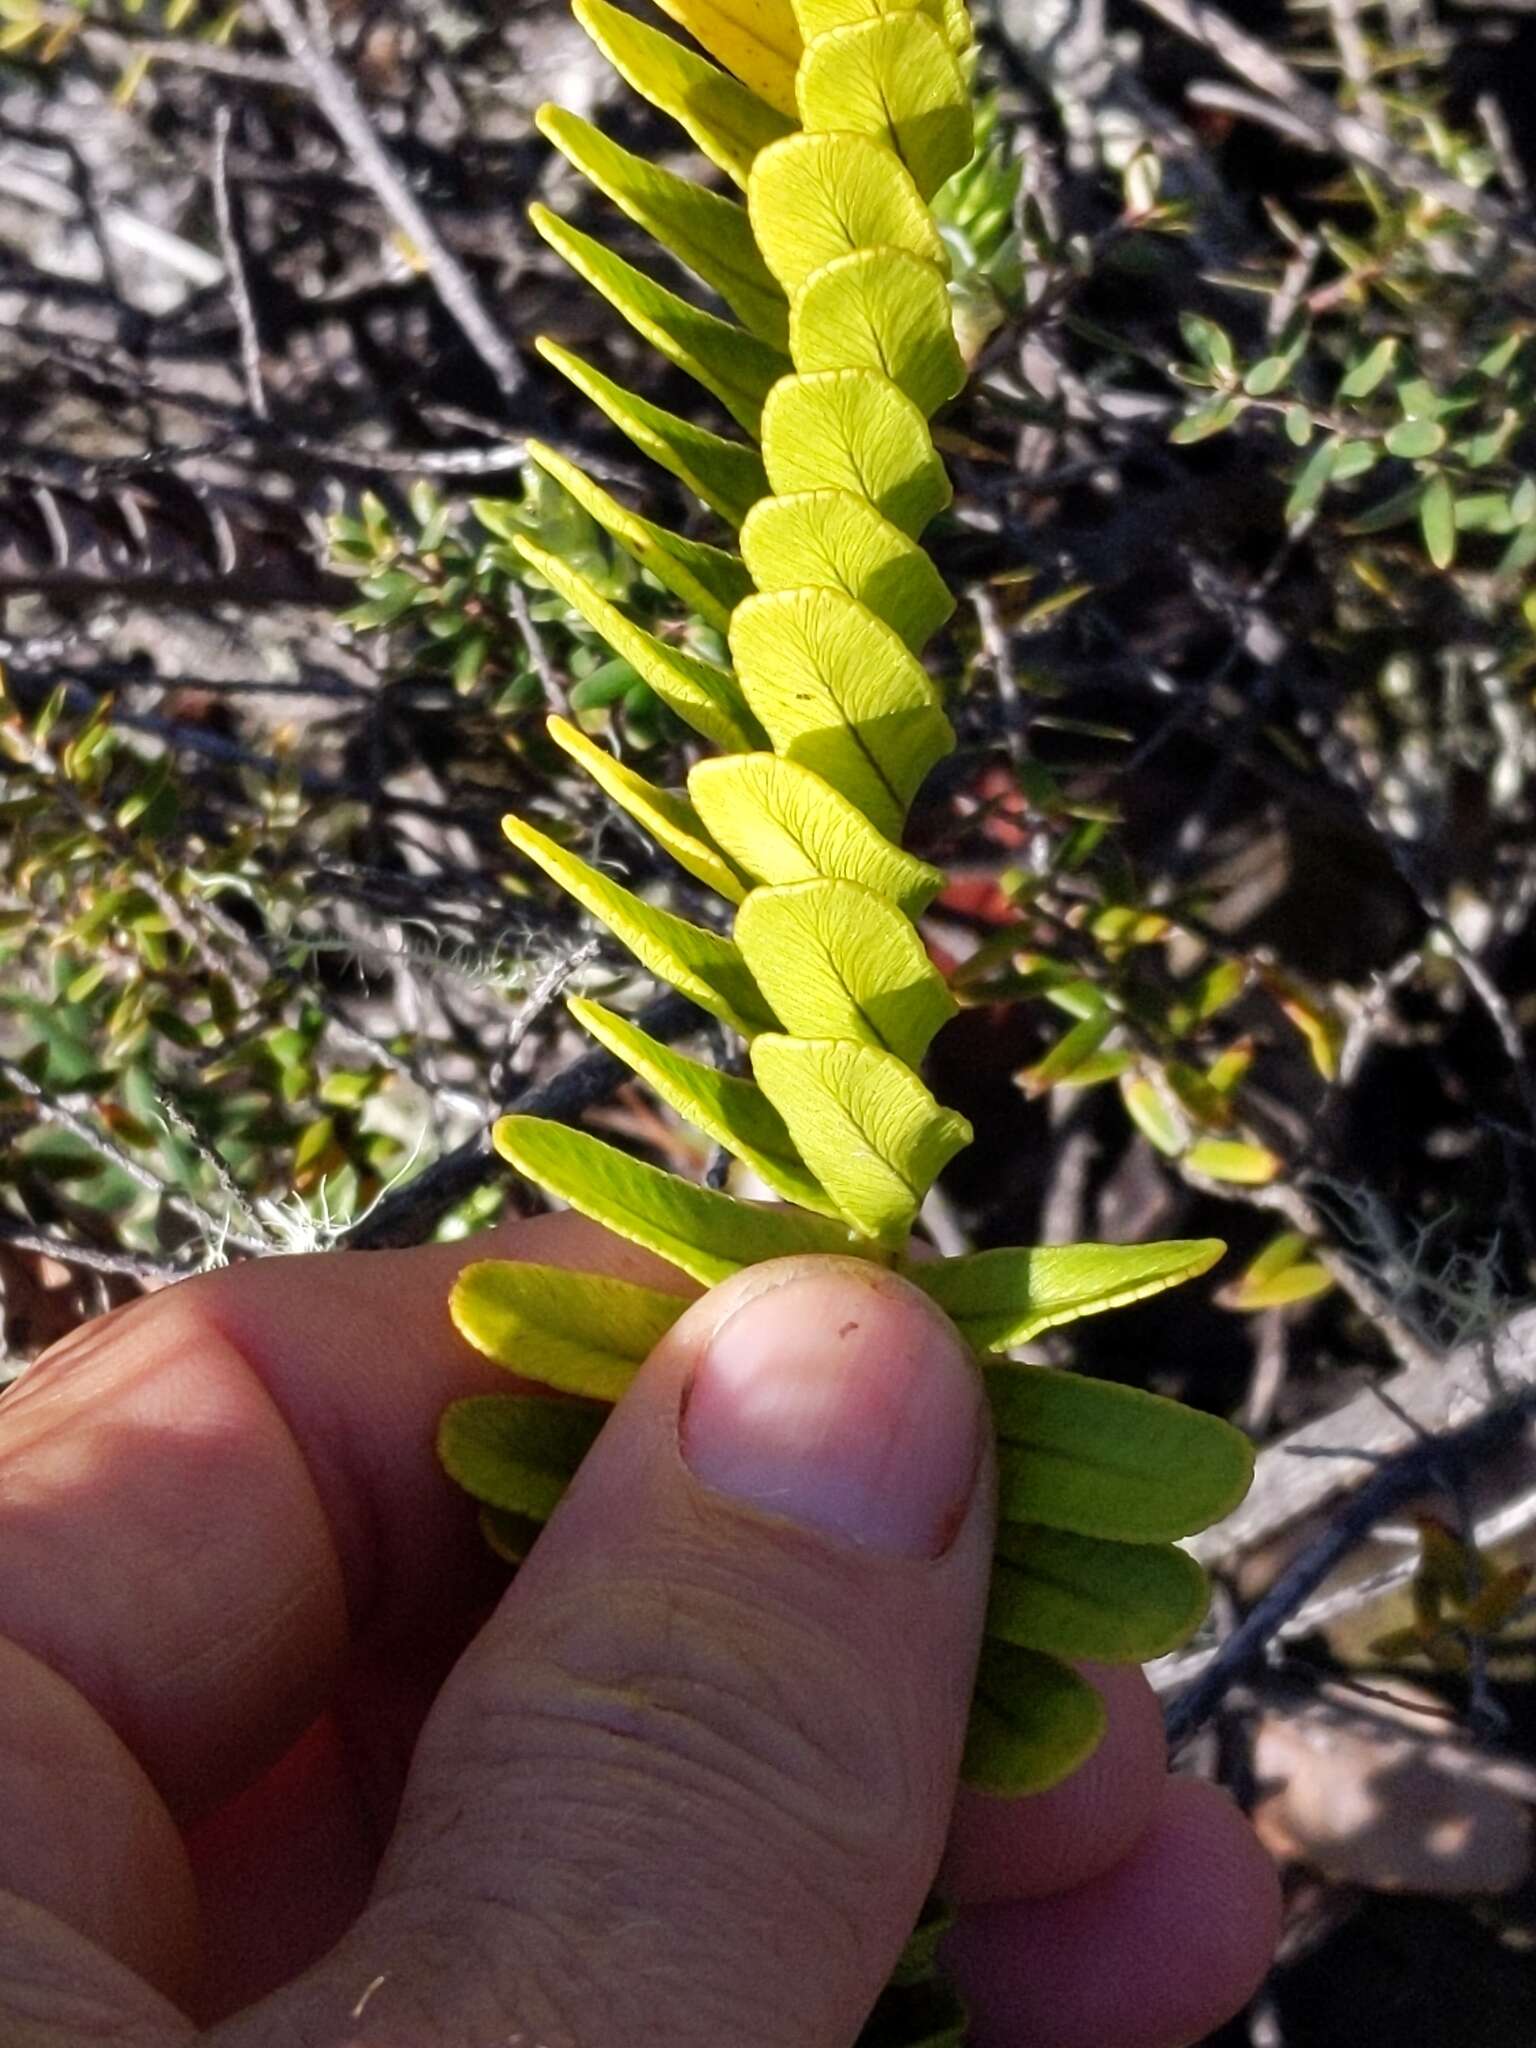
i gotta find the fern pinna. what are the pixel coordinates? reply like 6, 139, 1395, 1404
440, 0, 1250, 1832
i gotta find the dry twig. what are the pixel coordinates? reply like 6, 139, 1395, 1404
256, 0, 527, 405
1134, 0, 1532, 241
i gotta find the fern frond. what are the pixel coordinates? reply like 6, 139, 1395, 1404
535, 339, 768, 524
529, 204, 788, 433
739, 487, 955, 649
761, 368, 953, 534
689, 751, 945, 912
523, 441, 752, 632
544, 716, 750, 903
538, 104, 789, 341
649, 0, 803, 115
573, 0, 793, 188
449, 0, 1254, 1856
788, 246, 967, 414
512, 536, 763, 751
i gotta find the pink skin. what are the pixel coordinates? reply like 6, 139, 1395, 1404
0, 1213, 1279, 2045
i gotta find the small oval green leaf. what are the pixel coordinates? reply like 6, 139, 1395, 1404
962, 1643, 1107, 1795
689, 753, 944, 914
1385, 417, 1447, 460
1337, 337, 1398, 400
1185, 1137, 1283, 1185
1018, 1014, 1115, 1094
988, 1523, 1210, 1662
1286, 435, 1342, 521
450, 1261, 691, 1397
988, 1363, 1254, 1542
438, 1392, 604, 1517
750, 1033, 971, 1242
1118, 1073, 1187, 1156
735, 878, 955, 1061
912, 1239, 1224, 1350
1169, 395, 1244, 444
492, 1114, 863, 1283
1420, 470, 1457, 569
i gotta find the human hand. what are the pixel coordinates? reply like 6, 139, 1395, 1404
0, 1212, 1278, 2047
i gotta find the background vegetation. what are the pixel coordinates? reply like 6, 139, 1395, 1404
2, 0, 1535, 2038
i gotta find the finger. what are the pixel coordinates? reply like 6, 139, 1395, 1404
188, 1634, 481, 2022
0, 1633, 197, 2001
0, 1898, 193, 2048
248, 1257, 996, 2048
190, 1628, 1169, 2019
944, 1776, 1282, 2048
0, 1212, 686, 1822
184, 1714, 379, 2025
941, 1664, 1168, 1904
0, 1212, 685, 2004
187, 1632, 1170, 2020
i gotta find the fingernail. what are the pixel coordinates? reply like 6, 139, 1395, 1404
680, 1265, 985, 1559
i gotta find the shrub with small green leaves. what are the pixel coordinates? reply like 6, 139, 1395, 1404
0, 673, 415, 1261
0, 0, 245, 90
331, 472, 689, 740
1369, 1515, 1533, 1680
1170, 149, 1534, 587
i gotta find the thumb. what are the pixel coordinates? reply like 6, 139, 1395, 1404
251, 1255, 994, 2048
